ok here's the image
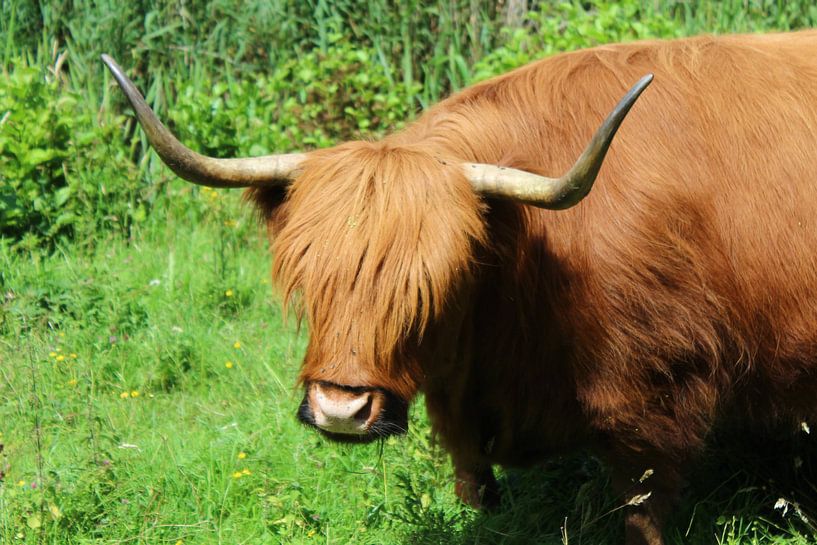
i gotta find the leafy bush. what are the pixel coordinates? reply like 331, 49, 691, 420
0, 59, 141, 249
168, 37, 420, 155
471, 1, 684, 82
0, 38, 419, 250
0, 64, 74, 245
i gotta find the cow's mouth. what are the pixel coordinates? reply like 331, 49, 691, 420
297, 383, 409, 443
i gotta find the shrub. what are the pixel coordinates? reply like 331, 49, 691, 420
0, 59, 141, 249
1, 39, 420, 249
168, 37, 420, 158
0, 63, 75, 245
471, 1, 684, 82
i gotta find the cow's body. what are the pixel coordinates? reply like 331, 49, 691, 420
393, 32, 817, 543
393, 30, 817, 543
413, 30, 817, 541
106, 30, 817, 545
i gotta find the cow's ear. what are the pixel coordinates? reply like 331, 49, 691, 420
244, 186, 290, 235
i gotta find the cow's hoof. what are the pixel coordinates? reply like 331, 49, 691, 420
455, 466, 501, 511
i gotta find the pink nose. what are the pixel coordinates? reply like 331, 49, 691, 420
310, 383, 375, 435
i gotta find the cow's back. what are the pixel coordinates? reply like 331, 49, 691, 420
558, 32, 817, 415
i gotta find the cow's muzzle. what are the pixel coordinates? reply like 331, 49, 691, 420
297, 381, 408, 443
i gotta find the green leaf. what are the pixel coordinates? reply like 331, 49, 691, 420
54, 187, 71, 207
25, 148, 61, 166
27, 513, 42, 529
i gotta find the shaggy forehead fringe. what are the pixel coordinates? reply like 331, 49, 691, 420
266, 142, 487, 375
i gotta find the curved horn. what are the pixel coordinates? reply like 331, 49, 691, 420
463, 74, 653, 209
101, 54, 305, 188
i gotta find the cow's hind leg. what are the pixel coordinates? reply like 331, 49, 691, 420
454, 464, 500, 510
606, 455, 685, 545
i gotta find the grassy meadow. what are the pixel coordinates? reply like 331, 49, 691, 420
2, 1, 817, 543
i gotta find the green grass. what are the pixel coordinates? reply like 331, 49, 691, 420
2, 195, 816, 544
0, 196, 427, 543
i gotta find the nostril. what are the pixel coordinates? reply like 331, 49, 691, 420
353, 395, 373, 423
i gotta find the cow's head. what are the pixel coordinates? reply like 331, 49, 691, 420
102, 55, 650, 442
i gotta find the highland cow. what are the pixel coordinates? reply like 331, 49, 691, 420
103, 30, 817, 545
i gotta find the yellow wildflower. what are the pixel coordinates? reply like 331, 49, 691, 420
58, 332, 65, 338
49, 352, 57, 358
175, 541, 183, 545
241, 468, 251, 476
17, 480, 25, 487
233, 341, 241, 349
55, 355, 65, 362
119, 392, 129, 399
232, 471, 243, 479
67, 379, 78, 386
225, 289, 234, 297
225, 361, 234, 369
237, 452, 247, 460
70, 353, 77, 359
307, 529, 316, 538
130, 390, 140, 398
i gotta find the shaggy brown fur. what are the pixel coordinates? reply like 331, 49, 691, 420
250, 31, 817, 544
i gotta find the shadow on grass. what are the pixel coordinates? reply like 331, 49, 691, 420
399, 430, 817, 545
398, 455, 619, 545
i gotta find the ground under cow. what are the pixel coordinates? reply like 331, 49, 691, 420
103, 30, 817, 545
